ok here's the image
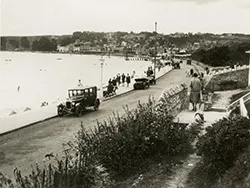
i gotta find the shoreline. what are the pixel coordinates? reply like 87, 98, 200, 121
0, 50, 151, 59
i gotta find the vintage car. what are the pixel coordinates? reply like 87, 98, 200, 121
133, 77, 150, 90
57, 86, 100, 117
172, 61, 180, 69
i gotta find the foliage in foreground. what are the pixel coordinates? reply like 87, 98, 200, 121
1, 98, 196, 188
187, 116, 250, 188
73, 99, 194, 178
215, 144, 250, 188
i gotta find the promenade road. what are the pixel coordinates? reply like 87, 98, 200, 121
0, 63, 203, 178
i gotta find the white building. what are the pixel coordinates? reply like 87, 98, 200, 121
57, 46, 69, 53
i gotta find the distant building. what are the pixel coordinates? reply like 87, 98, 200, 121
57, 46, 69, 53
73, 46, 80, 52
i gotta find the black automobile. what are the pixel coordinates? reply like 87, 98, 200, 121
57, 86, 100, 117
133, 78, 150, 90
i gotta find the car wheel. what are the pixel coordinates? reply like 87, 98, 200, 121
94, 99, 100, 111
76, 105, 83, 117
94, 105, 99, 111
57, 106, 65, 117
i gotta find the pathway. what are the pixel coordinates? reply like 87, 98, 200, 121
163, 89, 240, 188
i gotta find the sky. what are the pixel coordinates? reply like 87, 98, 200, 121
1, 0, 250, 36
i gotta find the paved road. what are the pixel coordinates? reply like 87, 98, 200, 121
0, 63, 203, 178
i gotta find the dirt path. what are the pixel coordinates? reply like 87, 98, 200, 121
162, 154, 201, 188
160, 63, 207, 188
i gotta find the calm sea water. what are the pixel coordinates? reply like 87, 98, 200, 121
0, 52, 152, 117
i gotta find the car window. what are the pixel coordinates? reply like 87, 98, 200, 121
85, 89, 89, 96
89, 88, 93, 96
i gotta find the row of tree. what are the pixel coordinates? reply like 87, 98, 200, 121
1, 36, 57, 52
191, 43, 250, 66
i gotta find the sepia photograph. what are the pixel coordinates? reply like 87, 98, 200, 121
1, 0, 250, 187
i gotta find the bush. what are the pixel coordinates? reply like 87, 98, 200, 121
214, 144, 250, 188
195, 116, 250, 180
74, 99, 193, 178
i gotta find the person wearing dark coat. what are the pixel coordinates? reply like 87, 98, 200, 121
126, 73, 131, 87
108, 78, 112, 85
190, 69, 194, 77
121, 73, 126, 86
112, 77, 117, 86
116, 74, 121, 86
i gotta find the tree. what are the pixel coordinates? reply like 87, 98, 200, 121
72, 31, 82, 40
9, 39, 19, 49
0, 37, 7, 50
31, 40, 39, 51
60, 36, 74, 46
31, 37, 57, 52
38, 37, 57, 51
20, 37, 30, 49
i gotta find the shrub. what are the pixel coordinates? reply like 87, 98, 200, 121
214, 144, 250, 188
74, 99, 193, 178
196, 116, 250, 180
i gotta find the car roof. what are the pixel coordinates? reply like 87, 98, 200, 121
68, 86, 97, 90
135, 77, 149, 80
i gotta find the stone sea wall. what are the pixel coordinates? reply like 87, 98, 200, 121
157, 83, 188, 117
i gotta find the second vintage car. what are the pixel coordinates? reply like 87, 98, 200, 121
57, 86, 100, 117
133, 77, 150, 90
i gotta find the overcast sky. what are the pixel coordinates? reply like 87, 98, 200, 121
1, 0, 250, 36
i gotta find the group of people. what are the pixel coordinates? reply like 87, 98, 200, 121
189, 69, 207, 112
106, 72, 133, 96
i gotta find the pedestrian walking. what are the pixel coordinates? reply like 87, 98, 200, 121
205, 67, 210, 75
78, 79, 83, 87
108, 78, 112, 85
131, 71, 136, 79
190, 69, 194, 77
189, 73, 202, 111
122, 73, 126, 86
116, 74, 121, 86
111, 77, 117, 91
126, 73, 131, 87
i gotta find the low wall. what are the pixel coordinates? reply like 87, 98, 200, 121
157, 83, 188, 117
205, 69, 249, 91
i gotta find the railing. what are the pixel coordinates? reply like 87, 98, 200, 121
210, 65, 249, 76
227, 91, 250, 115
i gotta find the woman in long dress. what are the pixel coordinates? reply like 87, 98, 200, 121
190, 73, 201, 111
